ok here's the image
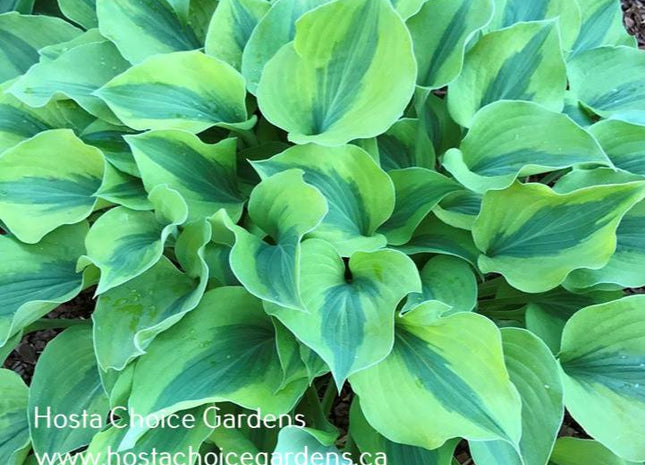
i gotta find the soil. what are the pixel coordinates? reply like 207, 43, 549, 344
623, 0, 645, 47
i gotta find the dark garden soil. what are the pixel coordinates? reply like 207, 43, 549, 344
3, 4, 645, 464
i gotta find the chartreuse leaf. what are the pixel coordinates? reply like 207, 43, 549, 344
402, 255, 477, 316
553, 169, 645, 290
29, 326, 110, 456
266, 238, 421, 386
94, 218, 210, 371
473, 181, 645, 293
57, 0, 97, 28
84, 185, 188, 294
273, 427, 352, 465
571, 0, 637, 56
95, 0, 215, 64
407, 0, 494, 89
380, 168, 462, 245
470, 328, 564, 465
558, 295, 645, 462
38, 28, 104, 62
448, 21, 566, 128
350, 398, 458, 465
202, 209, 239, 287
0, 12, 81, 82
568, 46, 645, 124
0, 129, 104, 244
257, 0, 416, 145
396, 214, 479, 265
443, 101, 610, 193
228, 170, 327, 310
0, 369, 29, 465
127, 131, 244, 222
590, 120, 645, 177
97, 51, 251, 133
434, 190, 482, 230
8, 41, 129, 124
487, 0, 581, 50
96, 163, 151, 211
124, 287, 308, 447
80, 120, 138, 177
415, 89, 462, 157
241, 0, 331, 94
350, 310, 522, 449
549, 438, 643, 465
375, 118, 435, 171
204, 0, 271, 70
254, 144, 394, 255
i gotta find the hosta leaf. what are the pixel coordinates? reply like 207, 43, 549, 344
127, 131, 245, 222
0, 369, 29, 465
433, 190, 482, 230
38, 28, 104, 62
84, 185, 188, 294
228, 170, 328, 310
350, 311, 522, 449
568, 46, 645, 124
8, 40, 129, 124
0, 223, 89, 347
470, 328, 564, 465
558, 295, 645, 462
95, 0, 215, 64
415, 89, 462, 157
95, 163, 151, 211
265, 238, 421, 386
58, 0, 97, 29
380, 168, 462, 246
448, 20, 566, 128
97, 51, 251, 133
443, 101, 610, 193
254, 144, 394, 255
395, 214, 480, 265
375, 118, 435, 171
550, 438, 644, 465
0, 0, 34, 13
590, 120, 645, 177
80, 120, 138, 176
402, 255, 477, 316
29, 326, 110, 455
0, 12, 80, 82
473, 182, 645, 293
256, 0, 416, 145
350, 399, 458, 465
407, 0, 494, 89
124, 287, 308, 447
273, 427, 351, 464
571, 0, 637, 56
204, 0, 271, 70
487, 0, 581, 50
203, 209, 239, 287
0, 129, 104, 244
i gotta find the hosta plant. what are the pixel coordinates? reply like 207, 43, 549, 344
1, 0, 645, 464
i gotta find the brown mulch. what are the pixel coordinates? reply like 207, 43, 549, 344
623, 0, 645, 47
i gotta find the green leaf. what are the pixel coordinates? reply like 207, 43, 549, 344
473, 181, 645, 293
97, 50, 251, 133
124, 287, 308, 447
254, 143, 394, 255
0, 0, 34, 13
414, 89, 462, 157
470, 328, 564, 465
350, 398, 458, 465
256, 0, 416, 145
58, 0, 97, 29
590, 120, 645, 177
550, 438, 643, 465
127, 130, 245, 222
0, 129, 104, 244
228, 170, 328, 310
0, 223, 89, 347
571, 0, 637, 56
95, 0, 215, 64
0, 369, 29, 465
375, 118, 435, 171
0, 11, 81, 82
448, 20, 566, 128
350, 311, 522, 449
8, 40, 129, 124
204, 0, 270, 70
84, 185, 188, 294
266, 238, 421, 385
29, 325, 110, 455
407, 0, 494, 89
568, 46, 645, 124
80, 120, 138, 177
443, 101, 610, 193
96, 163, 151, 211
433, 190, 482, 230
273, 427, 351, 465
38, 28, 104, 62
558, 295, 645, 462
